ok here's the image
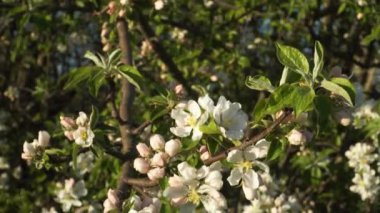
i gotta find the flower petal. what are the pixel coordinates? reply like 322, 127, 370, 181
187, 100, 201, 119
227, 168, 242, 186
198, 95, 214, 113
170, 126, 192, 138
227, 150, 243, 163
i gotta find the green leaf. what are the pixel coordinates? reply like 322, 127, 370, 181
331, 77, 356, 105
199, 120, 221, 134
64, 67, 96, 90
89, 105, 99, 129
88, 69, 106, 97
245, 75, 275, 92
275, 43, 310, 75
312, 41, 324, 82
320, 79, 353, 106
361, 25, 380, 45
263, 84, 315, 118
266, 139, 283, 161
108, 49, 121, 66
118, 65, 144, 91
84, 51, 104, 68
253, 98, 268, 122
290, 86, 315, 116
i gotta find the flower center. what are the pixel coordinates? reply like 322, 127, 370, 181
186, 116, 197, 127
187, 187, 201, 205
81, 131, 88, 141
237, 161, 253, 172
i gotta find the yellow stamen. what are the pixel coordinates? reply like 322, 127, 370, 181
186, 116, 197, 127
237, 161, 253, 172
81, 131, 88, 141
187, 188, 201, 205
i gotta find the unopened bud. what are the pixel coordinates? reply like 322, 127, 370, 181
149, 134, 165, 151
200, 152, 211, 161
136, 143, 151, 158
133, 158, 150, 174
102, 43, 111, 52
107, 189, 119, 206
120, 0, 128, 5
334, 110, 352, 126
60, 116, 76, 130
118, 9, 126, 17
107, 1, 117, 15
64, 131, 74, 141
165, 139, 182, 157
286, 129, 307, 146
147, 167, 165, 181
38, 131, 50, 148
150, 152, 168, 167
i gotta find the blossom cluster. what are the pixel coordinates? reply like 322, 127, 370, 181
345, 142, 380, 201
60, 112, 95, 147
133, 134, 182, 181
170, 95, 248, 141
21, 131, 50, 161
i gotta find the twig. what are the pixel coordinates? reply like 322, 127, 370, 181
131, 120, 152, 135
204, 109, 293, 165
135, 9, 196, 98
115, 17, 136, 210
124, 178, 159, 187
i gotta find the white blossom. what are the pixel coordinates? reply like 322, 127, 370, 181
213, 96, 248, 140
227, 139, 270, 200
70, 151, 95, 176
73, 126, 95, 147
163, 162, 227, 212
346, 142, 380, 202
55, 179, 88, 212
345, 143, 378, 171
129, 195, 161, 213
353, 100, 379, 128
170, 100, 208, 141
21, 131, 50, 160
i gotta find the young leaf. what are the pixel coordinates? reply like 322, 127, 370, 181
245, 75, 275, 92
331, 77, 356, 105
312, 41, 324, 82
118, 65, 144, 91
199, 120, 221, 134
253, 98, 268, 122
320, 79, 353, 106
84, 51, 104, 68
290, 86, 315, 116
64, 66, 95, 90
266, 139, 283, 161
275, 43, 310, 74
90, 105, 99, 129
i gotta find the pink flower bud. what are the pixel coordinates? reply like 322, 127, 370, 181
134, 158, 150, 174
147, 167, 165, 181
200, 152, 211, 161
136, 143, 151, 157
149, 134, 165, 151
150, 152, 167, 167
64, 131, 74, 141
286, 129, 307, 146
334, 110, 352, 126
118, 9, 126, 17
107, 1, 117, 15
60, 116, 76, 130
38, 131, 50, 148
174, 84, 184, 95
107, 189, 119, 206
165, 139, 182, 157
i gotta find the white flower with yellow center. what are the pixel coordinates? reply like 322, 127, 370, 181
227, 139, 270, 200
213, 96, 248, 140
170, 100, 208, 141
21, 131, 50, 160
55, 179, 88, 212
163, 161, 227, 212
73, 126, 95, 147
